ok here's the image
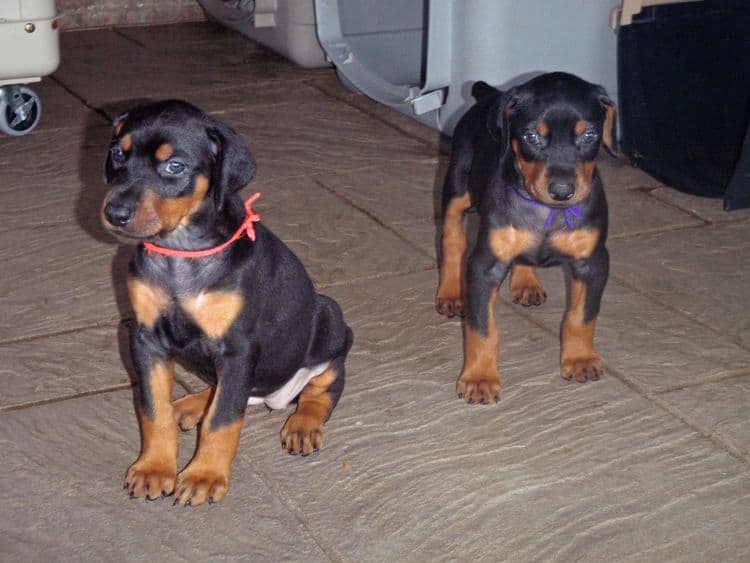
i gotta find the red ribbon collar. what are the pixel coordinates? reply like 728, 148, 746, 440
142, 192, 261, 258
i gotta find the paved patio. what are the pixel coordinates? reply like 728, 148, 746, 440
1, 22, 750, 562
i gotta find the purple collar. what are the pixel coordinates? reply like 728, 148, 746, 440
506, 186, 582, 230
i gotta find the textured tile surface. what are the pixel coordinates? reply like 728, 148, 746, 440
512, 268, 750, 392
650, 186, 750, 224
250, 176, 433, 287
0, 391, 330, 562
239, 272, 750, 562
0, 126, 110, 233
1, 23, 749, 561
225, 96, 434, 183
609, 221, 750, 347
0, 220, 125, 342
55, 29, 325, 105
597, 153, 665, 189
661, 375, 750, 461
0, 325, 128, 410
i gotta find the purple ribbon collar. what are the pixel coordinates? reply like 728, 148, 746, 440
506, 186, 582, 230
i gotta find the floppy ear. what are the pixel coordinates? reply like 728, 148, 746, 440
598, 92, 618, 156
104, 111, 130, 184
486, 87, 519, 155
206, 121, 256, 212
112, 111, 129, 137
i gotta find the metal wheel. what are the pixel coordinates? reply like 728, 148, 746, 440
0, 86, 42, 136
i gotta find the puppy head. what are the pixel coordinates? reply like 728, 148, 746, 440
491, 72, 617, 207
101, 100, 255, 241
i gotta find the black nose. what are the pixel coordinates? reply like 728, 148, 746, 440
549, 182, 575, 201
104, 202, 135, 226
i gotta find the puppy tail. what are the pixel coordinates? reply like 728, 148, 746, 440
472, 81, 499, 101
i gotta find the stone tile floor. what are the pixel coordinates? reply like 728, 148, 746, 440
1, 22, 750, 562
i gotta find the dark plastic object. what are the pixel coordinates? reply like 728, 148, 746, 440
617, 0, 750, 210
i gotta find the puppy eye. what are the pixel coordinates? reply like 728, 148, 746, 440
165, 160, 186, 175
110, 145, 126, 163
522, 131, 543, 146
581, 130, 599, 144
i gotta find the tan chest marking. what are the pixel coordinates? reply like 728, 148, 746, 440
182, 291, 244, 339
489, 226, 536, 263
550, 228, 600, 260
128, 277, 169, 329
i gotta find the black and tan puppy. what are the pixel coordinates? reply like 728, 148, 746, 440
101, 100, 353, 506
436, 72, 616, 403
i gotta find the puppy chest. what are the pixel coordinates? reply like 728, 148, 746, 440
129, 279, 245, 342
179, 291, 245, 340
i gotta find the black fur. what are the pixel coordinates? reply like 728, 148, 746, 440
102, 100, 353, 498
438, 72, 616, 393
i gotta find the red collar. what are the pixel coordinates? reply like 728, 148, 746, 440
143, 192, 261, 258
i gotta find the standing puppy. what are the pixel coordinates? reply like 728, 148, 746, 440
436, 72, 617, 403
102, 100, 353, 506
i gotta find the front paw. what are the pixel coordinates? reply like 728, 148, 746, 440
173, 465, 230, 507
280, 413, 324, 456
456, 371, 501, 404
561, 355, 604, 383
436, 293, 465, 318
511, 284, 547, 307
124, 458, 176, 500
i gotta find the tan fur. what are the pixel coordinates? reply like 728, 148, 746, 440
182, 291, 244, 340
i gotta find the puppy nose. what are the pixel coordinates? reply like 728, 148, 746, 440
104, 202, 135, 226
549, 182, 575, 201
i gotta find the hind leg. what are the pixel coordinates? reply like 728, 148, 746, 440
281, 359, 345, 456
510, 264, 547, 307
172, 387, 213, 430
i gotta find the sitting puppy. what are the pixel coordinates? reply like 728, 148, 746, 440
436, 72, 616, 403
101, 100, 353, 506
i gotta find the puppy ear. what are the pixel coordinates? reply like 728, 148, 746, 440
104, 112, 129, 184
206, 121, 256, 212
112, 111, 129, 137
598, 92, 618, 156
486, 87, 519, 155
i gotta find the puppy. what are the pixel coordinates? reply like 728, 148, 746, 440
436, 72, 616, 403
101, 100, 353, 506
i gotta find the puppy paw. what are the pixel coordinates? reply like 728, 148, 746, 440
511, 284, 547, 307
124, 458, 176, 500
436, 294, 465, 318
173, 466, 230, 507
456, 371, 501, 404
561, 355, 604, 383
280, 413, 324, 456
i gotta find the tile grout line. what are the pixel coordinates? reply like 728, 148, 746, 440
111, 27, 148, 49
636, 186, 713, 223
0, 320, 122, 347
651, 369, 750, 395
307, 82, 440, 154
49, 75, 112, 122
608, 220, 715, 241
610, 272, 750, 353
248, 463, 349, 563
494, 296, 750, 466
645, 187, 735, 225
0, 383, 132, 414
311, 176, 437, 262
317, 264, 436, 291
